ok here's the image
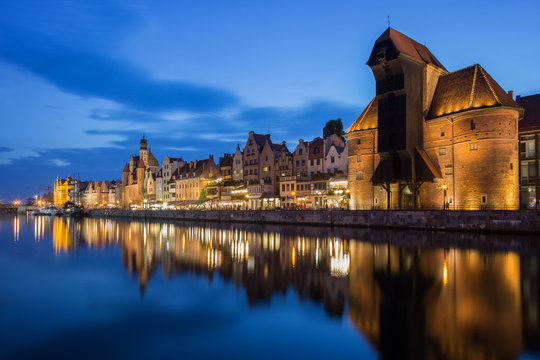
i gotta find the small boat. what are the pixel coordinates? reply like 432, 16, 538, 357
33, 205, 61, 216
64, 206, 85, 218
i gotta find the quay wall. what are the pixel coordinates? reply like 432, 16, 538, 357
89, 209, 540, 233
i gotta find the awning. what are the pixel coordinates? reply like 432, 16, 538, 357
371, 151, 412, 184
370, 148, 441, 184
415, 148, 442, 181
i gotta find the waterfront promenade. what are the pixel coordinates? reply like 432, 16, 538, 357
90, 209, 540, 234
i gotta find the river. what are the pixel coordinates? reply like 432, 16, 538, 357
0, 214, 539, 359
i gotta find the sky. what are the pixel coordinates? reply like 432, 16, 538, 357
1, 0, 539, 202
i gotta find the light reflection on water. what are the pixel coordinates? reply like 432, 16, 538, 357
1, 214, 540, 360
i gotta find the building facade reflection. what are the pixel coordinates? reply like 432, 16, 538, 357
14, 215, 540, 359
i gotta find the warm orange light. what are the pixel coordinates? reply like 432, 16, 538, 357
441, 184, 448, 191
443, 260, 448, 286
292, 192, 296, 196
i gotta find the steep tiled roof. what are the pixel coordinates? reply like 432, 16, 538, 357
426, 64, 522, 120
369, 27, 446, 71
517, 94, 540, 131
137, 158, 145, 169
147, 151, 159, 168
346, 97, 378, 134
253, 133, 271, 147
122, 163, 129, 172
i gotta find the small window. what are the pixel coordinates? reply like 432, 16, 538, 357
481, 195, 487, 204
440, 127, 445, 137
356, 172, 364, 180
445, 165, 453, 175
296, 160, 300, 167
470, 142, 478, 151
317, 159, 320, 165
357, 156, 362, 163
448, 196, 453, 204
439, 148, 446, 156
331, 156, 335, 163
249, 140, 253, 145
510, 163, 513, 170
265, 156, 268, 161
299, 149, 303, 155
357, 139, 361, 145
470, 119, 476, 130
374, 197, 379, 204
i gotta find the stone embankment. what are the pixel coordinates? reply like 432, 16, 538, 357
89, 209, 540, 233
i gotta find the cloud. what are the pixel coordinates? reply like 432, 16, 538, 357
165, 147, 197, 152
50, 159, 70, 167
0, 147, 13, 152
0, 26, 239, 113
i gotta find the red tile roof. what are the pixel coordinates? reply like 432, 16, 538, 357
517, 94, 540, 131
426, 64, 522, 120
371, 28, 446, 71
346, 97, 378, 133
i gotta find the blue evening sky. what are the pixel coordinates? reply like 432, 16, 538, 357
1, 0, 539, 202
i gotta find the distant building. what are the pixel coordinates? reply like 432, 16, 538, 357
161, 155, 184, 203
219, 153, 233, 182
293, 139, 309, 179
243, 131, 271, 185
174, 155, 220, 202
53, 176, 75, 206
308, 137, 324, 178
121, 136, 160, 208
232, 145, 244, 182
517, 94, 540, 209
346, 28, 522, 210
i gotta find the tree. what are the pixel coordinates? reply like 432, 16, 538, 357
323, 118, 344, 140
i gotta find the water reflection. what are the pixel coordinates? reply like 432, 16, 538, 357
8, 215, 540, 359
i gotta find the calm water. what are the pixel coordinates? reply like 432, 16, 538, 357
1, 214, 539, 360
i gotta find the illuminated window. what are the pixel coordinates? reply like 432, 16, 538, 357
470, 142, 478, 151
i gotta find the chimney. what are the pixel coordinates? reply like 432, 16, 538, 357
516, 95, 522, 102
508, 90, 513, 99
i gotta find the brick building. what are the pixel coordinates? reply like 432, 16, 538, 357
346, 28, 523, 210
517, 94, 540, 209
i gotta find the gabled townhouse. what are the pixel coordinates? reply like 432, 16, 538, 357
293, 139, 309, 179
243, 131, 271, 185
175, 155, 220, 202
232, 144, 244, 182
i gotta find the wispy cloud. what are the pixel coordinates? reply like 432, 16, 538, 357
0, 147, 13, 152
50, 159, 70, 167
164, 147, 197, 152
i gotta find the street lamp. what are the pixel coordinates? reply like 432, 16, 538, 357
441, 184, 448, 210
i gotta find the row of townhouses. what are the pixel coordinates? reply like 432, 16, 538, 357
54, 28, 540, 210
117, 131, 349, 210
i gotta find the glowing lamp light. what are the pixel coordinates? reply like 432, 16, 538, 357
441, 184, 448, 191
443, 260, 448, 286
